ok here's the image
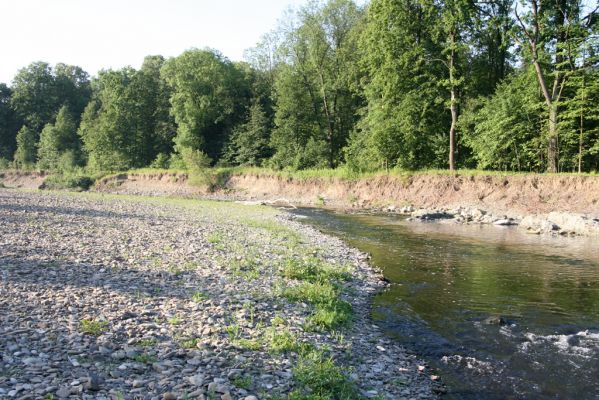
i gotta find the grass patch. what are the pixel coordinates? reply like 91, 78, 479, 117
132, 353, 156, 364
167, 316, 182, 325
280, 258, 352, 283
290, 350, 360, 400
266, 328, 310, 354
232, 375, 253, 390
138, 339, 158, 347
79, 319, 108, 336
207, 232, 224, 244
283, 282, 353, 331
235, 338, 262, 351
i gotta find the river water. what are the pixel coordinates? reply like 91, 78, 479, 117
291, 208, 599, 399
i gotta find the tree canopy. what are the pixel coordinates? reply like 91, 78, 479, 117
0, 0, 597, 174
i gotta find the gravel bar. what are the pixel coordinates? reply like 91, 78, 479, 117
0, 189, 438, 399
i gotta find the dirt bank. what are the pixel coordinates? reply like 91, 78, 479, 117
0, 170, 47, 190
222, 173, 599, 216
4, 170, 599, 235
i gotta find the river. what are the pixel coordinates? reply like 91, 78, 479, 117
291, 208, 599, 399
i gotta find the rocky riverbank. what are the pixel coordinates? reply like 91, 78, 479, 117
391, 205, 599, 237
0, 189, 439, 399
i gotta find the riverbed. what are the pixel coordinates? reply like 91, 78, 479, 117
292, 208, 599, 399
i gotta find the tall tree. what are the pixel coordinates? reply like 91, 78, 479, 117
14, 126, 37, 168
270, 0, 364, 169
513, 0, 592, 172
0, 84, 20, 160
37, 105, 80, 171
434, 0, 475, 170
10, 62, 58, 134
161, 49, 249, 164
351, 0, 447, 171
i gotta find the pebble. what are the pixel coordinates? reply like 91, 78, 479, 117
0, 190, 439, 399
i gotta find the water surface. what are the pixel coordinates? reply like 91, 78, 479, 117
293, 209, 599, 399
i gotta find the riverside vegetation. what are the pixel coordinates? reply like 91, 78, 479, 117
0, 189, 439, 399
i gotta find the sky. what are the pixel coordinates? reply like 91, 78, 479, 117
0, 0, 365, 84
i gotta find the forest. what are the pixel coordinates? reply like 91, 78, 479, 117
0, 0, 598, 176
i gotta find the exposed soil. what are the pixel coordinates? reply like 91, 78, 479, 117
222, 173, 599, 217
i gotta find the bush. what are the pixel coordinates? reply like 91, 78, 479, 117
43, 173, 96, 191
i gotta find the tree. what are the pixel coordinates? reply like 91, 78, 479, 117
161, 49, 249, 165
10, 62, 58, 134
513, 0, 594, 172
351, 0, 448, 171
0, 84, 20, 160
270, 0, 364, 169
79, 69, 144, 171
14, 126, 37, 168
227, 101, 273, 166
37, 106, 80, 171
434, 0, 475, 170
461, 67, 545, 171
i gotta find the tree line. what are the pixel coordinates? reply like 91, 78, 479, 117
0, 0, 597, 174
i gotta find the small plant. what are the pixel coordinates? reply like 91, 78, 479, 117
271, 315, 286, 327
316, 195, 326, 206
79, 319, 108, 336
168, 316, 182, 325
191, 291, 207, 302
138, 339, 157, 347
235, 338, 261, 351
226, 322, 242, 341
132, 353, 156, 364
207, 232, 223, 244
232, 375, 253, 390
180, 338, 200, 349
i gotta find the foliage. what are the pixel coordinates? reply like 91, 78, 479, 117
79, 319, 108, 336
37, 106, 81, 171
161, 49, 250, 163
14, 125, 37, 168
290, 350, 360, 400
0, 84, 20, 160
460, 67, 545, 171
2, 0, 599, 174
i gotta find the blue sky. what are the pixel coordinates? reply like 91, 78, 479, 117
0, 0, 366, 84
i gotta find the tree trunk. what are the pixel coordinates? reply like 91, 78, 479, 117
448, 33, 457, 172
449, 89, 457, 171
547, 103, 558, 173
317, 71, 335, 168
578, 79, 585, 174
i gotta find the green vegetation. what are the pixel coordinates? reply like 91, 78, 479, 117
190, 291, 208, 302
281, 257, 354, 331
79, 319, 108, 336
290, 350, 360, 400
1, 0, 597, 178
132, 353, 157, 364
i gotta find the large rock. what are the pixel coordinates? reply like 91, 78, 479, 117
411, 209, 453, 221
520, 215, 559, 232
547, 212, 599, 236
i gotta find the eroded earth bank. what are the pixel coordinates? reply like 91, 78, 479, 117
0, 189, 438, 399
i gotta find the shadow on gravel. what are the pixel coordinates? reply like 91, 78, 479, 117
0, 257, 201, 303
0, 201, 153, 223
